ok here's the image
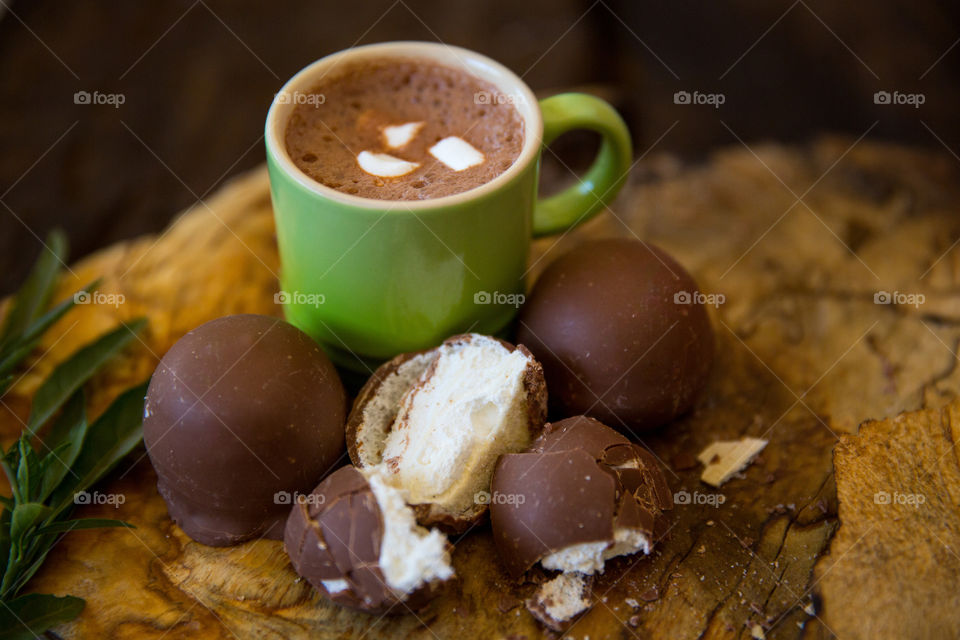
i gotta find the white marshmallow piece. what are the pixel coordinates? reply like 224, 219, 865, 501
357, 151, 419, 178
383, 122, 424, 149
429, 137, 485, 171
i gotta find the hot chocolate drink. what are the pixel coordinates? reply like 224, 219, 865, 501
283, 58, 524, 201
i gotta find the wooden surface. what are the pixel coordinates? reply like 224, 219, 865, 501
3, 137, 960, 638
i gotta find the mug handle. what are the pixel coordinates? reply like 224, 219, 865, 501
533, 93, 633, 236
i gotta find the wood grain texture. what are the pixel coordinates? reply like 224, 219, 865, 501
3, 137, 960, 638
815, 403, 960, 640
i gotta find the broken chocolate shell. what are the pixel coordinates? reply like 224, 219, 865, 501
490, 416, 672, 578
346, 333, 547, 533
143, 314, 346, 546
283, 465, 453, 614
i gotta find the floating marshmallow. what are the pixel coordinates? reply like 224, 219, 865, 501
429, 137, 485, 171
357, 151, 419, 177
383, 122, 424, 149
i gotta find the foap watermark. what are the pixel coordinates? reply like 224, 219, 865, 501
74, 490, 126, 507
274, 90, 326, 107
674, 490, 726, 507
474, 90, 523, 106
874, 290, 924, 308
674, 290, 725, 308
474, 490, 526, 506
275, 290, 325, 308
74, 90, 125, 108
274, 490, 326, 506
674, 90, 725, 108
74, 290, 125, 308
874, 491, 925, 507
474, 290, 525, 308
874, 90, 925, 108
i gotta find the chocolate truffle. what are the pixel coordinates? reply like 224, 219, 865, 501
144, 314, 346, 546
284, 465, 454, 613
346, 333, 547, 533
517, 238, 714, 432
490, 416, 672, 579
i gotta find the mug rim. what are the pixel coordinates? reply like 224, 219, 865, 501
265, 41, 543, 211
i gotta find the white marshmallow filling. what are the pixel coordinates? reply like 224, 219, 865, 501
365, 471, 453, 595
321, 578, 350, 594
366, 336, 535, 517
541, 528, 653, 575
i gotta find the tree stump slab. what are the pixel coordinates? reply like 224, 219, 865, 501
3, 137, 960, 639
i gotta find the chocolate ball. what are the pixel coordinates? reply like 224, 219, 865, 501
517, 239, 713, 432
144, 314, 346, 546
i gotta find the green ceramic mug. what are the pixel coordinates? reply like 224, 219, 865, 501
265, 41, 632, 370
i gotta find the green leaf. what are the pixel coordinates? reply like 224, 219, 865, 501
4, 504, 50, 598
0, 592, 84, 639
13, 439, 40, 504
4, 544, 53, 600
0, 230, 67, 352
0, 508, 11, 584
14, 280, 98, 348
35, 518, 133, 536
0, 458, 19, 505
0, 281, 99, 383
4, 543, 55, 600
26, 318, 146, 435
38, 391, 86, 501
8, 504, 50, 547
48, 381, 148, 516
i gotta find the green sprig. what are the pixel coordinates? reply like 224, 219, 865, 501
0, 231, 150, 636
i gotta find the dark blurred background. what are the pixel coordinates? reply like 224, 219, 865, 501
2, 0, 958, 294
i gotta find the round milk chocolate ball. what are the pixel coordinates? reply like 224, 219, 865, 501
516, 239, 713, 432
144, 314, 346, 546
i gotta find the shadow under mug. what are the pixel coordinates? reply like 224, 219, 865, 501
265, 41, 632, 371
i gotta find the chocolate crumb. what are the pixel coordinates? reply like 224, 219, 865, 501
639, 586, 659, 602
